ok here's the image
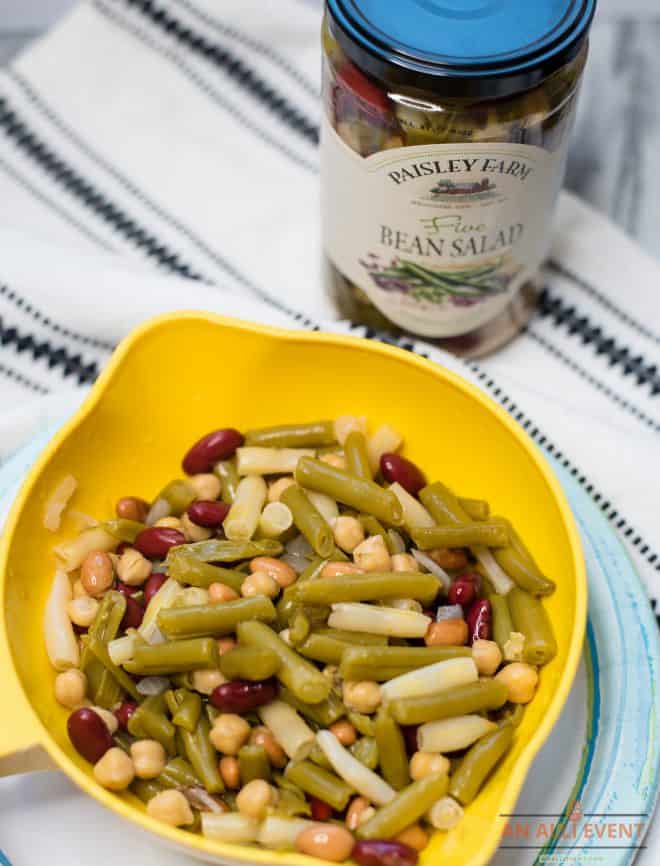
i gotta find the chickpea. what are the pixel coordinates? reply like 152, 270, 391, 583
93, 747, 135, 791
154, 516, 183, 530
319, 453, 346, 469
209, 582, 240, 604
353, 535, 391, 573
391, 553, 420, 573
147, 789, 194, 827
267, 476, 295, 502
236, 779, 276, 819
80, 551, 114, 597
219, 755, 241, 788
116, 548, 152, 586
241, 572, 279, 599
425, 619, 468, 647
495, 662, 539, 704
395, 824, 429, 851
192, 669, 226, 695
321, 561, 363, 579
188, 473, 222, 501
343, 680, 381, 714
429, 548, 469, 570
131, 739, 167, 779
67, 596, 99, 628
72, 579, 87, 599
329, 720, 357, 747
332, 516, 365, 553
54, 669, 87, 708
217, 637, 238, 655
472, 639, 503, 676
91, 706, 119, 734
210, 714, 251, 755
296, 823, 355, 862
346, 796, 372, 831
181, 511, 213, 542
250, 556, 297, 588
409, 751, 450, 781
115, 496, 149, 522
249, 726, 287, 768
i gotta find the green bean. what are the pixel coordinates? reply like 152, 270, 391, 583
113, 730, 132, 754
484, 588, 515, 654
245, 421, 336, 449
237, 621, 330, 704
358, 516, 397, 554
158, 596, 276, 639
350, 737, 379, 770
131, 778, 163, 803
220, 647, 280, 681
295, 457, 403, 526
293, 572, 440, 606
389, 680, 508, 725
215, 459, 239, 504
102, 519, 145, 543
357, 773, 449, 840
339, 646, 471, 681
375, 709, 409, 790
411, 523, 508, 550
157, 479, 195, 515
344, 431, 372, 480
166, 689, 202, 732
82, 591, 127, 706
347, 712, 377, 738
277, 558, 327, 627
180, 715, 224, 793
492, 518, 556, 596
315, 628, 388, 647
86, 634, 140, 701
279, 686, 346, 727
449, 724, 514, 805
271, 775, 313, 817
281, 485, 334, 558
308, 742, 333, 771
168, 538, 283, 564
498, 703, 526, 728
124, 638, 219, 675
128, 695, 176, 754
238, 745, 271, 783
297, 633, 351, 665
419, 481, 470, 526
507, 587, 557, 665
289, 609, 311, 646
458, 497, 490, 521
166, 548, 245, 592
284, 760, 353, 811
158, 757, 200, 788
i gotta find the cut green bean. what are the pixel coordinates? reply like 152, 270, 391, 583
357, 772, 449, 840
411, 522, 508, 550
237, 621, 331, 704
166, 548, 245, 592
131, 778, 163, 803
239, 745, 271, 783
158, 596, 276, 639
295, 457, 403, 526
220, 647, 280, 681
419, 481, 470, 527
507, 587, 557, 665
297, 633, 353, 666
167, 538, 283, 565
309, 741, 334, 770
284, 760, 353, 811
279, 686, 346, 727
180, 714, 224, 793
484, 587, 515, 654
350, 737, 379, 770
165, 689, 202, 732
293, 572, 440, 606
339, 645, 471, 682
102, 519, 146, 543
347, 712, 376, 738
375, 709, 409, 790
315, 628, 388, 647
158, 757, 200, 788
215, 459, 239, 504
245, 421, 336, 449
492, 518, 556, 596
124, 638, 219, 675
449, 724, 514, 805
86, 634, 140, 701
281, 485, 334, 558
458, 498, 490, 521
289, 610, 311, 646
128, 695, 176, 754
358, 515, 396, 553
344, 431, 372, 480
389, 679, 508, 725
157, 479, 196, 515
82, 591, 127, 707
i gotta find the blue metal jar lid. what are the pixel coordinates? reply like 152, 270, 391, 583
326, 0, 597, 99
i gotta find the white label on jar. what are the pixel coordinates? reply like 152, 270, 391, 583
321, 115, 566, 337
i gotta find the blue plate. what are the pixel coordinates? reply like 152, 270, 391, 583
0, 420, 658, 866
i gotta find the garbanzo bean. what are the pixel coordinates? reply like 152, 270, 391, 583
353, 535, 391, 573
147, 789, 194, 827
188, 473, 222, 501
472, 639, 503, 676
391, 553, 420, 573
131, 739, 167, 779
54, 669, 87, 708
181, 511, 213, 542
93, 747, 134, 791
495, 662, 539, 703
154, 516, 184, 530
236, 779, 277, 819
333, 516, 365, 553
409, 751, 450, 781
116, 548, 151, 586
343, 680, 382, 714
191, 669, 226, 695
67, 596, 99, 628
209, 714, 251, 755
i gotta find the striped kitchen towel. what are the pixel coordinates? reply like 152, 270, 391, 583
0, 0, 658, 615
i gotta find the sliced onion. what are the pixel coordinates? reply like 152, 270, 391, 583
145, 496, 170, 526
279, 552, 309, 574
136, 675, 170, 696
411, 549, 451, 591
43, 475, 77, 532
44, 570, 79, 670
436, 604, 464, 622
285, 533, 314, 559
472, 545, 514, 595
68, 510, 100, 531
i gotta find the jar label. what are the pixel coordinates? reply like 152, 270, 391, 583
321, 116, 566, 337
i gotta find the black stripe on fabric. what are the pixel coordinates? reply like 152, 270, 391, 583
0, 316, 99, 385
0, 284, 116, 353
539, 288, 660, 395
526, 327, 660, 434
547, 259, 660, 346
121, 0, 320, 145
171, 0, 319, 99
0, 360, 50, 395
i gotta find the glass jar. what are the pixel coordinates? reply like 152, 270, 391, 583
321, 0, 596, 358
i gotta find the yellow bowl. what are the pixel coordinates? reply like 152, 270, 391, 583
0, 312, 586, 866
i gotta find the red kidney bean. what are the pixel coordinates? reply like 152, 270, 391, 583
379, 454, 426, 497
352, 840, 418, 866
187, 500, 230, 528
466, 598, 492, 643
310, 796, 333, 821
182, 428, 244, 475
67, 707, 114, 763
448, 576, 477, 608
134, 527, 185, 559
210, 679, 277, 714
401, 725, 419, 756
115, 700, 138, 732
116, 579, 141, 598
121, 596, 145, 630
143, 573, 167, 605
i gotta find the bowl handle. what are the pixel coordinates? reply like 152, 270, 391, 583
0, 636, 54, 775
